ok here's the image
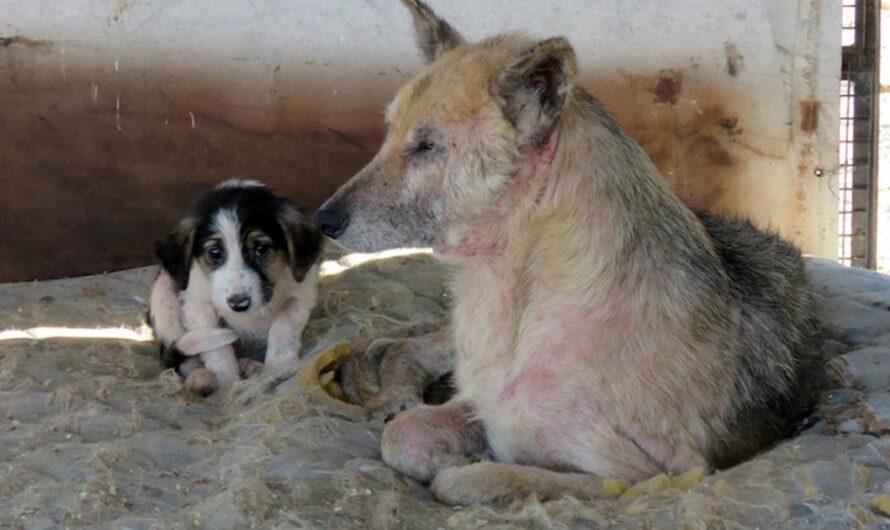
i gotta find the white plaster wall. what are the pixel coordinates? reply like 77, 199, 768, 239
0, 0, 841, 269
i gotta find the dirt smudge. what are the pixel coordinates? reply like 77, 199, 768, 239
0, 36, 53, 51
799, 100, 821, 135
595, 70, 747, 213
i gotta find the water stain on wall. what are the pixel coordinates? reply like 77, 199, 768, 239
591, 68, 747, 215
799, 99, 822, 135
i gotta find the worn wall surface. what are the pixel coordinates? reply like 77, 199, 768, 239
0, 0, 841, 281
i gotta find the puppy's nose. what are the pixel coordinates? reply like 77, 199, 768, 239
227, 294, 251, 312
314, 207, 350, 239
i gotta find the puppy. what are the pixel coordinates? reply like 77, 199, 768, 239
149, 179, 322, 395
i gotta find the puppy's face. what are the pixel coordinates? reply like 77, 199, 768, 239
195, 208, 288, 313
157, 181, 322, 314
314, 1, 575, 255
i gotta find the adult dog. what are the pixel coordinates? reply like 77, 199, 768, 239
315, 0, 822, 505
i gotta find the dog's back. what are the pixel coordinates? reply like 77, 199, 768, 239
698, 213, 824, 466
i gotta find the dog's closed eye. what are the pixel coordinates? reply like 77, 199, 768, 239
412, 140, 436, 154
404, 128, 443, 161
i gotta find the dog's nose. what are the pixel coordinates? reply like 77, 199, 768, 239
227, 294, 251, 312
314, 207, 350, 239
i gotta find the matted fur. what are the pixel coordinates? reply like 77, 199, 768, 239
316, 0, 824, 504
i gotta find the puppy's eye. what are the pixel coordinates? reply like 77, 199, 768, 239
207, 245, 224, 263
253, 243, 270, 260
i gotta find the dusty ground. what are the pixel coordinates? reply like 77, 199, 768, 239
1, 254, 890, 529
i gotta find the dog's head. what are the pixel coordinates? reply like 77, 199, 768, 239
156, 180, 322, 314
315, 0, 577, 255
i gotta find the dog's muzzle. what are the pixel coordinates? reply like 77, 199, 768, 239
227, 294, 251, 312
314, 206, 350, 239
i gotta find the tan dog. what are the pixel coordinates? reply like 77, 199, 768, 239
315, 0, 823, 505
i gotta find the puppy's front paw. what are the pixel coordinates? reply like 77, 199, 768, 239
264, 345, 299, 370
184, 368, 219, 396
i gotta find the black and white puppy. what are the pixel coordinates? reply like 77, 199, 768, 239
149, 179, 322, 395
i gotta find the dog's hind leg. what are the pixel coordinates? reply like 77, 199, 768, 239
149, 270, 187, 368
381, 400, 486, 483
367, 327, 454, 419
429, 462, 604, 505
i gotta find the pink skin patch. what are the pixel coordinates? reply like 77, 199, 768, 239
436, 128, 561, 258
500, 368, 557, 401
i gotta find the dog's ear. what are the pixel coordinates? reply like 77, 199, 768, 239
401, 0, 464, 63
155, 217, 197, 291
278, 202, 323, 283
494, 38, 577, 148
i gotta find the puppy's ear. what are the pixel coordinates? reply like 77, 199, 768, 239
494, 38, 577, 148
401, 0, 464, 63
279, 202, 323, 283
155, 217, 197, 291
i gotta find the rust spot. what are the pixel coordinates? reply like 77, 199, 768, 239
794, 186, 807, 213
799, 100, 821, 134
724, 43, 744, 77
650, 70, 682, 105
719, 117, 743, 136
689, 136, 733, 167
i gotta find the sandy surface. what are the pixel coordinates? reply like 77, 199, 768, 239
1, 254, 890, 529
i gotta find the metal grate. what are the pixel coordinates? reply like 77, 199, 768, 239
838, 0, 879, 268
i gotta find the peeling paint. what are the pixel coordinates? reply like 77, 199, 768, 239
724, 42, 744, 77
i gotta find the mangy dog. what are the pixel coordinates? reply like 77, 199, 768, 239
150, 180, 322, 395
315, 0, 823, 505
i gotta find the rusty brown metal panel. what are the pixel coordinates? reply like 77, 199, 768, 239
0, 40, 386, 282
